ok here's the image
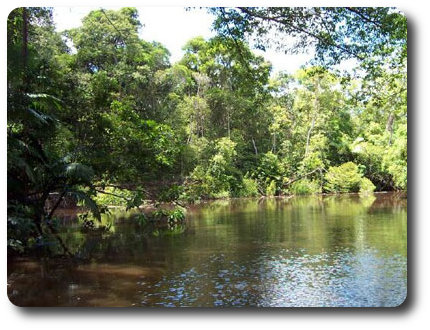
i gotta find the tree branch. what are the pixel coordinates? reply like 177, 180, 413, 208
94, 188, 129, 200
46, 189, 67, 220
238, 7, 365, 61
283, 168, 326, 188
346, 8, 384, 29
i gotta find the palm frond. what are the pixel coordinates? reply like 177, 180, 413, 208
68, 190, 101, 221
26, 93, 62, 110
27, 108, 53, 125
64, 163, 94, 184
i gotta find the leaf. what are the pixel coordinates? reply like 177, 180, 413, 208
26, 93, 62, 110
16, 158, 36, 183
64, 163, 94, 183
68, 190, 101, 221
27, 108, 51, 125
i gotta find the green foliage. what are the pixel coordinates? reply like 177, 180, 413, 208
134, 213, 148, 227
151, 207, 186, 224
250, 152, 283, 195
213, 190, 231, 199
289, 179, 321, 195
324, 162, 374, 193
183, 165, 211, 201
359, 177, 376, 194
210, 7, 406, 72
382, 123, 407, 190
266, 180, 277, 197
168, 208, 186, 223
93, 186, 135, 207
238, 177, 259, 197
256, 152, 282, 181
184, 137, 243, 200
7, 7, 407, 256
150, 206, 187, 237
78, 212, 112, 233
157, 185, 185, 203
325, 162, 361, 193
7, 205, 37, 252
207, 138, 240, 193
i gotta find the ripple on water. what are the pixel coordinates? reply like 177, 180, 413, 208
136, 248, 406, 307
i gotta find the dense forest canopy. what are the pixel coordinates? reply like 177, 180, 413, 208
7, 7, 406, 254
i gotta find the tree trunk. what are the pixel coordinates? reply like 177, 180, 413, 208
305, 77, 319, 157
272, 133, 277, 153
227, 111, 231, 138
386, 112, 395, 145
22, 8, 29, 90
252, 137, 258, 155
305, 116, 316, 156
282, 167, 324, 188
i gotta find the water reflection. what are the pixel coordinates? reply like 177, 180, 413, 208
8, 193, 407, 307
142, 248, 405, 307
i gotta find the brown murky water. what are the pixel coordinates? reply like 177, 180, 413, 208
7, 193, 407, 307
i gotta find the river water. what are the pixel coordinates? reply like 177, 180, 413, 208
7, 193, 407, 307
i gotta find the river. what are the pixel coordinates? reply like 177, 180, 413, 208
7, 192, 407, 307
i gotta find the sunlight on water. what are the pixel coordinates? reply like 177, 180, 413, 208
135, 248, 406, 307
8, 193, 407, 307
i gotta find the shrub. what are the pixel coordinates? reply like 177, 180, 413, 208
7, 204, 37, 253
158, 185, 185, 203
289, 179, 321, 195
183, 165, 211, 202
359, 177, 376, 194
252, 152, 283, 188
239, 177, 259, 197
324, 162, 362, 193
134, 213, 148, 227
266, 179, 277, 196
213, 190, 230, 199
184, 138, 243, 200
168, 207, 186, 223
93, 186, 135, 207
152, 207, 186, 224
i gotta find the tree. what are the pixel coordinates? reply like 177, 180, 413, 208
61, 8, 182, 182
7, 6, 407, 256
267, 68, 353, 180
7, 8, 101, 254
209, 7, 407, 75
179, 36, 273, 172
348, 69, 407, 190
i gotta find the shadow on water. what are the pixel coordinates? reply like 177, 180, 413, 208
8, 192, 406, 307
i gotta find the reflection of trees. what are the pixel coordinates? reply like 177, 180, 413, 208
58, 193, 405, 264
10, 193, 406, 306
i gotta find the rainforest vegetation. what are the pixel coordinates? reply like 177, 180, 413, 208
7, 7, 406, 254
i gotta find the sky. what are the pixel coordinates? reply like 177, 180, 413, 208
52, 6, 314, 75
